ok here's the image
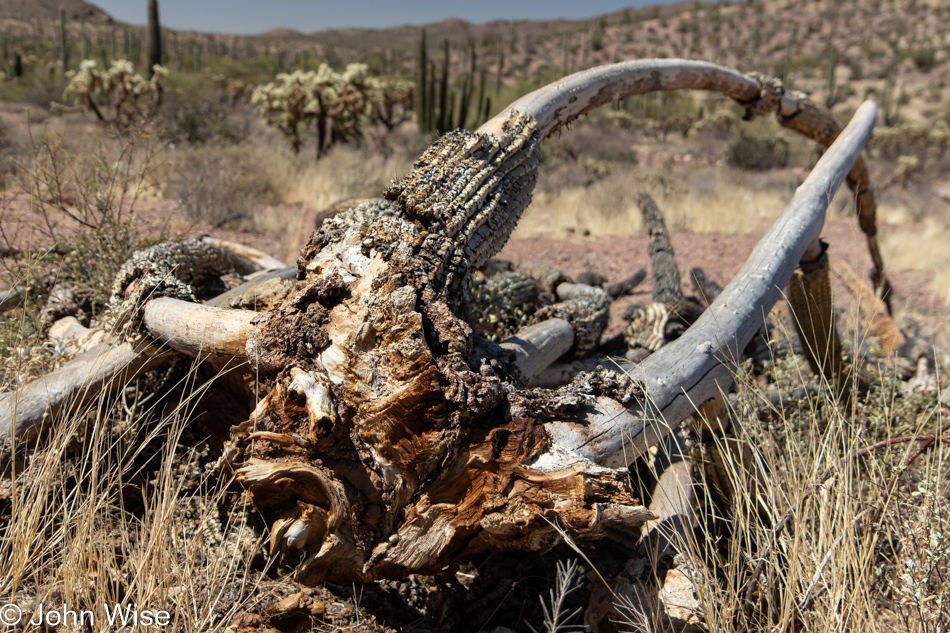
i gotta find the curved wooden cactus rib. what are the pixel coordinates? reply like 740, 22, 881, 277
482, 59, 888, 302
546, 101, 878, 468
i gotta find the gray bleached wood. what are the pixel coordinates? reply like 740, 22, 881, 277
0, 339, 171, 443
481, 59, 889, 302
142, 298, 257, 362
499, 318, 574, 382
0, 287, 26, 315
199, 236, 286, 272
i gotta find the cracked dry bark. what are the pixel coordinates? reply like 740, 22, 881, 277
225, 113, 652, 583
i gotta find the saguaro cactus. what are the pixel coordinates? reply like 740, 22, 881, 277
59, 8, 69, 71
416, 28, 429, 132
146, 0, 162, 77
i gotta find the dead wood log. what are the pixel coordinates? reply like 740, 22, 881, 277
0, 240, 264, 448
689, 268, 723, 306
0, 287, 26, 315
142, 298, 257, 362
639, 192, 682, 305
48, 316, 108, 356
205, 265, 297, 309
499, 318, 574, 382
605, 269, 647, 298
639, 435, 695, 567
0, 339, 172, 444
588, 433, 701, 633
786, 241, 844, 381
199, 236, 286, 272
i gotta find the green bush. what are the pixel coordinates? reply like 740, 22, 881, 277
157, 89, 244, 145
726, 130, 790, 171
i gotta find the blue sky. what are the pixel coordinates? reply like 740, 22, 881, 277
90, 1, 673, 35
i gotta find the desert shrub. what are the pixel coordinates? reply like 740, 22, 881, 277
689, 107, 740, 138
157, 88, 244, 145
252, 64, 411, 158
172, 145, 276, 228
871, 123, 940, 157
893, 154, 920, 186
5, 126, 165, 303
908, 37, 937, 72
726, 129, 790, 171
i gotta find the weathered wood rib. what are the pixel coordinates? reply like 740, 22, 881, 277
0, 340, 172, 444
544, 101, 878, 469
480, 59, 888, 304
142, 298, 257, 362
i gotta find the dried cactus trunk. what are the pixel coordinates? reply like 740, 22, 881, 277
786, 241, 843, 381
639, 192, 682, 305
229, 114, 652, 583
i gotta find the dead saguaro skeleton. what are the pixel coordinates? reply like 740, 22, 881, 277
1, 60, 882, 583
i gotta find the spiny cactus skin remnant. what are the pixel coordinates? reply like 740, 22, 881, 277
470, 271, 542, 341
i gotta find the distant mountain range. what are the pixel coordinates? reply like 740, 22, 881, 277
0, 0, 110, 22
0, 0, 696, 54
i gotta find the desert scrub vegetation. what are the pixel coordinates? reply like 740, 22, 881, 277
0, 360, 264, 631
0, 122, 169, 392
4, 125, 166, 298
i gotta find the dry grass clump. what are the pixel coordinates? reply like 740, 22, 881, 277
171, 144, 279, 228
269, 138, 418, 211
0, 362, 262, 632
615, 329, 950, 632
519, 161, 797, 238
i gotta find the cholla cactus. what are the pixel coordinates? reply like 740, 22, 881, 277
369, 76, 414, 131
60, 59, 168, 126
893, 154, 920, 187
251, 69, 317, 153
252, 63, 412, 157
